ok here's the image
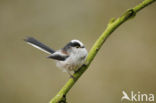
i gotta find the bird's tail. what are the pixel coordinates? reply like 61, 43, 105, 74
24, 37, 55, 54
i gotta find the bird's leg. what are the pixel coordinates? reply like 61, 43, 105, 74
82, 64, 87, 67
74, 64, 87, 73
66, 70, 75, 79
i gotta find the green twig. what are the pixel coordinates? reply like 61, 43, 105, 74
49, 0, 156, 103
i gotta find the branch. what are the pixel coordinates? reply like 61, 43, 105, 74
49, 0, 156, 102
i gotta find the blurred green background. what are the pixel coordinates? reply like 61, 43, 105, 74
0, 0, 156, 103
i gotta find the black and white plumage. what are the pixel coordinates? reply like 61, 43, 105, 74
24, 37, 55, 54
24, 37, 88, 77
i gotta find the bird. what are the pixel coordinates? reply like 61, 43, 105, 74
121, 91, 131, 101
24, 37, 88, 78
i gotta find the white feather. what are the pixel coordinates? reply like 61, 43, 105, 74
27, 42, 51, 54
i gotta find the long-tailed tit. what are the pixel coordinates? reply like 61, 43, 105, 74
24, 37, 88, 77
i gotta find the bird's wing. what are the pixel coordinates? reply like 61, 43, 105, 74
48, 51, 69, 61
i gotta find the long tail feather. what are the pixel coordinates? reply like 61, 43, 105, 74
24, 37, 55, 54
